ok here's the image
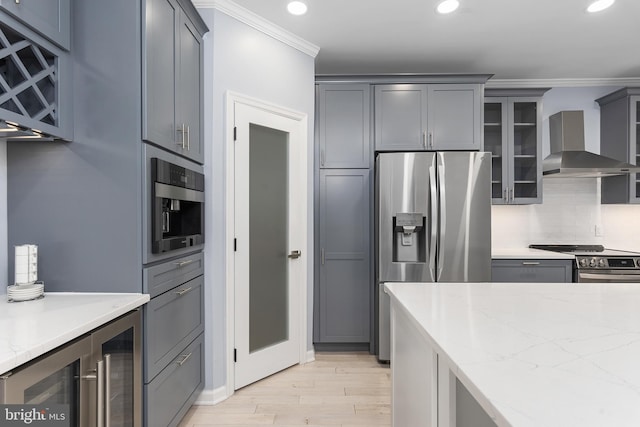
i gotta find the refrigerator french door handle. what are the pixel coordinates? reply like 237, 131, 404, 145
437, 157, 446, 280
429, 165, 437, 277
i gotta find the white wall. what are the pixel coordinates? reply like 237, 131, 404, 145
493, 86, 640, 251
198, 8, 316, 395
0, 141, 6, 291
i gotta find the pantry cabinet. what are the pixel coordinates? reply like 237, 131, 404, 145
315, 169, 371, 347
143, 0, 206, 164
596, 87, 640, 204
374, 83, 483, 151
484, 89, 549, 205
0, 0, 70, 49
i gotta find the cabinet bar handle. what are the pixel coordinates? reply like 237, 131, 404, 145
503, 189, 508, 202
104, 354, 111, 427
422, 131, 427, 148
177, 124, 186, 149
174, 259, 194, 268
510, 188, 514, 202
175, 286, 193, 296
321, 248, 325, 265
186, 125, 190, 151
320, 149, 325, 166
177, 352, 192, 366
429, 132, 434, 149
96, 360, 105, 427
521, 261, 540, 266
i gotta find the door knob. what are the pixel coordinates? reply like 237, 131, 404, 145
288, 250, 301, 259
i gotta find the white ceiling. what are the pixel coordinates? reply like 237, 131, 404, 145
227, 0, 640, 82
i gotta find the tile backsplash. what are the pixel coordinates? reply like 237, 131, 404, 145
492, 178, 640, 252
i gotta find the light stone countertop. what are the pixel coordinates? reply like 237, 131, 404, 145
384, 281, 640, 427
492, 247, 575, 259
0, 292, 149, 374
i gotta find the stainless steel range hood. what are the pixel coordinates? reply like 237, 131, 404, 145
543, 110, 640, 178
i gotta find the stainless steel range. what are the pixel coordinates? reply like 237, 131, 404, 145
529, 244, 640, 283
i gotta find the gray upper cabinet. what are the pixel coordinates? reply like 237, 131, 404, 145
143, 0, 206, 164
318, 84, 371, 168
316, 169, 371, 345
485, 89, 548, 205
0, 12, 72, 140
597, 88, 640, 204
374, 83, 482, 151
0, 0, 70, 50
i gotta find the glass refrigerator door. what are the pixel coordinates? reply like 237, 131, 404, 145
0, 335, 92, 427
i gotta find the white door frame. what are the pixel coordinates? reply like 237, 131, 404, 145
224, 91, 308, 397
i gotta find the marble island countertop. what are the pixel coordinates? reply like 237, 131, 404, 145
384, 282, 640, 427
0, 292, 149, 374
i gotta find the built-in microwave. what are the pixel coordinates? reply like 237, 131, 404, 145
151, 158, 204, 254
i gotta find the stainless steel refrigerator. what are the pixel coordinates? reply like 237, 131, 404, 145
376, 151, 492, 361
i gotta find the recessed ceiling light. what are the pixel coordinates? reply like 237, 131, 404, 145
437, 0, 460, 14
587, 0, 615, 12
287, 1, 308, 15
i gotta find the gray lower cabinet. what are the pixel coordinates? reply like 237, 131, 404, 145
315, 169, 371, 346
143, 0, 206, 163
145, 333, 204, 427
143, 251, 204, 427
318, 83, 371, 168
374, 83, 482, 151
492, 259, 573, 283
0, 0, 70, 49
596, 88, 640, 204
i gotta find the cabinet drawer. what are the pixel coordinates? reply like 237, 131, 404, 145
143, 252, 204, 298
145, 333, 204, 427
144, 275, 204, 381
492, 259, 573, 283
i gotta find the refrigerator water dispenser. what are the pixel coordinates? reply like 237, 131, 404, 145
392, 213, 426, 262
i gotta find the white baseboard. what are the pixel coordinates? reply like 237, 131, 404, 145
193, 385, 229, 406
306, 349, 315, 363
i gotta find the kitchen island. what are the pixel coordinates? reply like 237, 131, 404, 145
384, 282, 640, 427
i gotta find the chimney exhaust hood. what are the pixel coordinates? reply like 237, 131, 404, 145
543, 110, 640, 178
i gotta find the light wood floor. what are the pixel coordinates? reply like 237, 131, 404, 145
178, 352, 391, 427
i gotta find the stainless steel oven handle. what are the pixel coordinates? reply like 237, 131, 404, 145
580, 272, 640, 282
155, 182, 204, 203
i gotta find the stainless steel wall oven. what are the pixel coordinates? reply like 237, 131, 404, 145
151, 158, 204, 254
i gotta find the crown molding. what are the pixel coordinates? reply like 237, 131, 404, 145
486, 77, 640, 88
192, 0, 320, 58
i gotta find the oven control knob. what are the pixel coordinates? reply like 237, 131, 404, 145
598, 258, 606, 268
637, 259, 640, 267
589, 258, 597, 267
579, 258, 588, 268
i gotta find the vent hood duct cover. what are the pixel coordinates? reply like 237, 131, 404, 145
543, 110, 640, 178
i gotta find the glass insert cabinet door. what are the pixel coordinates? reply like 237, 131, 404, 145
484, 96, 542, 204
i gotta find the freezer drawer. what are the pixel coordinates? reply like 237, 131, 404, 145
144, 333, 204, 427
144, 276, 204, 382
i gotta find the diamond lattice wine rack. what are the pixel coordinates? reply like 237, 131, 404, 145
0, 20, 70, 140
